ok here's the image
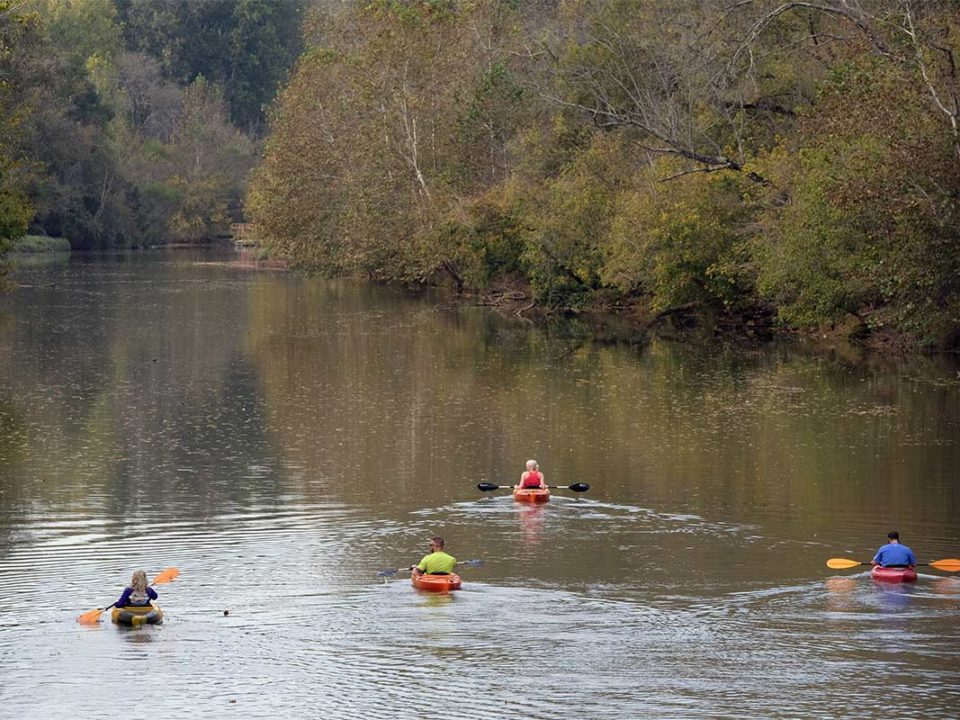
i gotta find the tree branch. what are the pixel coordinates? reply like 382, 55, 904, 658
732, 0, 896, 70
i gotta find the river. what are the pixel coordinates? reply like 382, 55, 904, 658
1, 249, 958, 719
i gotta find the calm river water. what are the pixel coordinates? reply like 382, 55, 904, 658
1, 250, 958, 719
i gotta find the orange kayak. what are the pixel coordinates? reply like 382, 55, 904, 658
412, 573, 462, 592
513, 488, 550, 503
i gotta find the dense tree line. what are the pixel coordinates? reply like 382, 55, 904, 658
0, 0, 37, 281
3, 0, 956, 350
0, 0, 306, 273
249, 0, 960, 350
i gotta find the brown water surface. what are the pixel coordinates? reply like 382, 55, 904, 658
1, 250, 958, 719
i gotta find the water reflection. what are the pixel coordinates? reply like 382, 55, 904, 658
824, 575, 859, 613
117, 627, 160, 645
930, 577, 960, 595
518, 504, 545, 546
415, 592, 458, 608
824, 576, 858, 593
871, 581, 916, 611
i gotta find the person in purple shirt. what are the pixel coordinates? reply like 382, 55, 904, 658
871, 530, 916, 568
116, 569, 159, 607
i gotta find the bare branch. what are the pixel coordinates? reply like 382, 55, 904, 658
903, 2, 959, 157
732, 0, 896, 72
658, 165, 733, 182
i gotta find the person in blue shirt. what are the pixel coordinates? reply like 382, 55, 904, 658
871, 530, 916, 568
115, 569, 159, 608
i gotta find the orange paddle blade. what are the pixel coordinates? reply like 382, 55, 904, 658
929, 558, 960, 572
151, 567, 180, 584
826, 558, 864, 569
77, 607, 105, 624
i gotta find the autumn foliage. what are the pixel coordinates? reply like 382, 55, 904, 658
256, 1, 960, 349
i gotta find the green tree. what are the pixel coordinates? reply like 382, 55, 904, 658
0, 1, 42, 278
756, 56, 960, 346
165, 77, 255, 241
25, 0, 121, 71
15, 0, 141, 248
249, 1, 534, 287
603, 158, 759, 314
117, 0, 307, 133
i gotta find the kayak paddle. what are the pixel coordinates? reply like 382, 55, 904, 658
826, 558, 960, 571
77, 567, 181, 624
377, 559, 484, 578
477, 482, 590, 492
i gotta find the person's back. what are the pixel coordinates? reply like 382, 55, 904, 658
520, 469, 543, 489
418, 550, 456, 575
519, 459, 546, 489
116, 569, 158, 607
413, 536, 457, 576
872, 531, 916, 567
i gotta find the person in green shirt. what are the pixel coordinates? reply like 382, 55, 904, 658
412, 536, 457, 576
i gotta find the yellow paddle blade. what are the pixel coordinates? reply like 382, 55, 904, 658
151, 567, 180, 584
77, 608, 104, 624
929, 558, 960, 572
826, 558, 863, 569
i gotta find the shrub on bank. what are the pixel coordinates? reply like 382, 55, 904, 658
14, 235, 72, 253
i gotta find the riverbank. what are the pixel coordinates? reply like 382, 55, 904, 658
469, 280, 956, 357
14, 235, 72, 253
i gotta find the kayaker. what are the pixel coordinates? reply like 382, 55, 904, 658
871, 531, 917, 568
516, 459, 547, 489
411, 536, 457, 577
115, 569, 159, 608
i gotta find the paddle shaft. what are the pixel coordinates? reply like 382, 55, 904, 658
378, 559, 482, 577
477, 482, 589, 492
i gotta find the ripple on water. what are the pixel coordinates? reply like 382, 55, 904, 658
3, 257, 960, 718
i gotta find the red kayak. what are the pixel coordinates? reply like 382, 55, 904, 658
513, 488, 550, 504
871, 566, 918, 583
411, 573, 462, 592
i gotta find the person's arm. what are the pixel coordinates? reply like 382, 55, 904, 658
116, 588, 132, 607
411, 556, 426, 576
540, 473, 547, 488
907, 550, 917, 568
871, 548, 883, 566
517, 471, 527, 489
147, 587, 158, 601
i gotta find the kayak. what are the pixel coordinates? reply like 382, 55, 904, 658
111, 605, 164, 626
513, 488, 550, 503
871, 566, 918, 584
411, 573, 462, 592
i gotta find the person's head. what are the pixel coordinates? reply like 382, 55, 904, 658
525, 459, 539, 471
130, 569, 148, 591
429, 536, 445, 552
887, 530, 900, 543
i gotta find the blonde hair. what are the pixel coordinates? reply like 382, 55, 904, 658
525, 459, 539, 471
130, 570, 148, 592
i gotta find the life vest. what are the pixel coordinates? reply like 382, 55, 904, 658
521, 470, 543, 488
128, 587, 150, 605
